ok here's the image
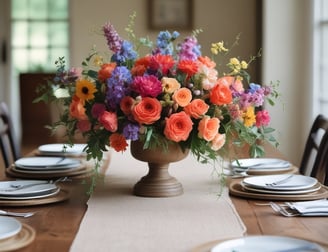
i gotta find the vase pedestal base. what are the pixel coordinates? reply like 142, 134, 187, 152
130, 140, 189, 197
133, 162, 183, 197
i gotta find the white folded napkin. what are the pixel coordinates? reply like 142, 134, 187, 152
287, 199, 328, 216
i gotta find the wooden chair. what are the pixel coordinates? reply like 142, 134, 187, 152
310, 129, 328, 185
299, 114, 328, 177
0, 102, 21, 168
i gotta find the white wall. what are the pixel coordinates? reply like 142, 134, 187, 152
263, 0, 314, 165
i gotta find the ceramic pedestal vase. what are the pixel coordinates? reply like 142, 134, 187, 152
130, 140, 189, 197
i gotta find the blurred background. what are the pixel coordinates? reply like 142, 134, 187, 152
0, 0, 327, 167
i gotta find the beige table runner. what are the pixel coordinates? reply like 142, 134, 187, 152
70, 151, 246, 252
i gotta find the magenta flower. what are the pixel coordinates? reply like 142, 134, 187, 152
131, 75, 162, 97
92, 103, 106, 118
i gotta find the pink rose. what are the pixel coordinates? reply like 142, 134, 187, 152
99, 111, 118, 132
77, 120, 91, 132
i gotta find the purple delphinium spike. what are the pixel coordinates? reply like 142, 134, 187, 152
178, 36, 201, 61
103, 22, 123, 53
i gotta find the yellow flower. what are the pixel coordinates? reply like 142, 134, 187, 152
76, 79, 97, 101
241, 60, 248, 69
211, 41, 228, 55
243, 107, 256, 127
229, 57, 240, 66
93, 55, 103, 66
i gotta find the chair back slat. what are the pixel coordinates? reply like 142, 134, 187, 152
300, 115, 328, 184
310, 129, 328, 185
0, 102, 21, 168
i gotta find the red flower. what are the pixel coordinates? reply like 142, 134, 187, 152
109, 133, 128, 152
177, 60, 198, 78
150, 54, 175, 75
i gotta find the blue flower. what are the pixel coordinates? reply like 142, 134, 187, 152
111, 40, 137, 64
249, 83, 261, 93
155, 31, 180, 55
123, 123, 140, 141
106, 66, 132, 109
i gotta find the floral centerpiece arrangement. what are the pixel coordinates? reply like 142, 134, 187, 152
35, 13, 279, 175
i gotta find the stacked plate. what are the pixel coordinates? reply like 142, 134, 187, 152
0, 180, 59, 200
12, 156, 82, 175
241, 174, 320, 195
38, 143, 87, 156
7, 156, 92, 180
231, 158, 292, 174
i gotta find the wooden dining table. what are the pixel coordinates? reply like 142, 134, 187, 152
1, 143, 328, 252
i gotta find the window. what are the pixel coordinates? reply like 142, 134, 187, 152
11, 0, 69, 73
314, 0, 328, 115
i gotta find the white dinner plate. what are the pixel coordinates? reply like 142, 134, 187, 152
243, 174, 318, 191
15, 157, 81, 170
210, 235, 324, 252
241, 181, 321, 195
0, 187, 60, 200
38, 143, 87, 156
0, 180, 58, 197
0, 216, 22, 240
231, 158, 291, 170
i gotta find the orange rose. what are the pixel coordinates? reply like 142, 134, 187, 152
69, 95, 87, 120
164, 111, 193, 142
132, 97, 162, 125
198, 116, 220, 141
209, 82, 232, 105
184, 99, 209, 119
210, 133, 226, 151
120, 96, 135, 115
109, 133, 128, 152
162, 77, 181, 93
98, 63, 116, 82
172, 87, 192, 107
99, 111, 118, 132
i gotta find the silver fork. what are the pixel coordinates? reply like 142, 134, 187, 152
0, 209, 35, 218
269, 202, 299, 217
265, 174, 293, 186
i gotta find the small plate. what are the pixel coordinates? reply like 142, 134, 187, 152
38, 143, 87, 156
211, 235, 324, 252
231, 158, 291, 170
243, 174, 318, 191
0, 180, 58, 197
0, 216, 22, 240
15, 157, 81, 170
